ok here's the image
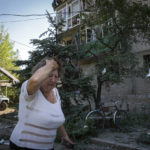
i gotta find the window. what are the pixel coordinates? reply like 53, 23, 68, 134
72, 1, 79, 16
67, 18, 72, 28
62, 8, 66, 21
72, 15, 80, 27
100, 24, 104, 38
80, 30, 86, 44
143, 55, 150, 73
66, 1, 80, 29
57, 10, 62, 23
57, 0, 80, 29
86, 28, 93, 43
68, 5, 72, 18
57, 7, 67, 24
66, 40, 72, 45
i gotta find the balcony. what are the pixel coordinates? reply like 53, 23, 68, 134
67, 14, 80, 29
56, 0, 81, 32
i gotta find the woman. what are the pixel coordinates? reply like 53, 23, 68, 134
10, 57, 74, 150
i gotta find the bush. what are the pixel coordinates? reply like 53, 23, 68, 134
136, 133, 150, 144
56, 104, 98, 143
126, 112, 150, 127
65, 105, 98, 140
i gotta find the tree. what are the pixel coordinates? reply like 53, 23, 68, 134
15, 11, 94, 108
0, 25, 19, 71
15, 12, 95, 139
0, 25, 19, 102
80, 0, 150, 108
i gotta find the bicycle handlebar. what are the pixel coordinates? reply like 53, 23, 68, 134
110, 99, 121, 105
98, 102, 104, 106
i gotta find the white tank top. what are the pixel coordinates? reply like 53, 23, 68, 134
10, 80, 65, 150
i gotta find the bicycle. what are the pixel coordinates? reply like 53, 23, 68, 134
84, 100, 128, 129
111, 100, 128, 128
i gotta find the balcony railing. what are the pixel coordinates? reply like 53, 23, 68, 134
55, 0, 96, 34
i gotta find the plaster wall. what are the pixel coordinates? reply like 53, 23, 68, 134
80, 54, 150, 113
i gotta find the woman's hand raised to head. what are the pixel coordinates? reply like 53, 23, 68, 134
45, 59, 59, 72
27, 59, 59, 95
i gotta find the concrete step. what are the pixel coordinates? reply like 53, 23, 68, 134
0, 138, 149, 150
90, 137, 149, 150
0, 143, 101, 150
0, 145, 9, 150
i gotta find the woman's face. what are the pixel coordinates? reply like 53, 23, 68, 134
40, 70, 59, 92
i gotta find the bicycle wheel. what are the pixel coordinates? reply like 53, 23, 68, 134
85, 110, 105, 129
113, 110, 128, 128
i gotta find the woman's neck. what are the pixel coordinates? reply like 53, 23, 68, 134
40, 87, 53, 95
42, 89, 56, 104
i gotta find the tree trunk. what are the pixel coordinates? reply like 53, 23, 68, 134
95, 76, 102, 109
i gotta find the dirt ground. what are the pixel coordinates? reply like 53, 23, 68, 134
0, 107, 150, 150
0, 107, 113, 150
0, 108, 18, 142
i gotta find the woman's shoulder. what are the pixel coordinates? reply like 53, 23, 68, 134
20, 80, 28, 91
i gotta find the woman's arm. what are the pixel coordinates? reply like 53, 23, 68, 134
27, 59, 58, 95
58, 125, 74, 145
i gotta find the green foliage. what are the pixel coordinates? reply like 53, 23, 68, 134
0, 25, 19, 71
0, 25, 19, 102
136, 133, 150, 145
14, 12, 97, 142
16, 39, 94, 106
14, 2, 150, 141
63, 105, 95, 140
127, 112, 150, 127
15, 12, 95, 108
80, 0, 150, 107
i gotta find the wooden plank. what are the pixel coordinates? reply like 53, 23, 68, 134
0, 80, 10, 83
0, 83, 12, 87
0, 67, 19, 83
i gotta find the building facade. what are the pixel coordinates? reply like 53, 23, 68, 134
52, 0, 150, 112
52, 0, 96, 45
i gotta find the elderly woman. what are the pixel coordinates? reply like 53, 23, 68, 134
10, 57, 74, 150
